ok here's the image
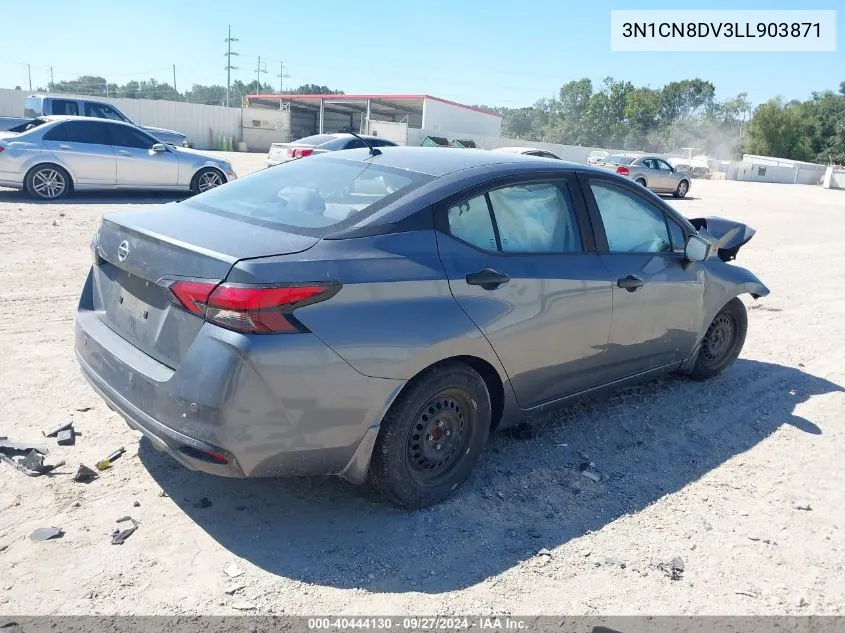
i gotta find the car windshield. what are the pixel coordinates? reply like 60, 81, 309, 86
604, 155, 635, 165
183, 156, 433, 236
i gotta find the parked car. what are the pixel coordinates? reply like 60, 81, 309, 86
0, 94, 188, 147
600, 154, 691, 198
493, 146, 561, 159
0, 116, 235, 200
586, 150, 609, 165
266, 133, 398, 167
75, 147, 768, 508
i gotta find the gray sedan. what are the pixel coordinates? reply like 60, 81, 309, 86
601, 154, 692, 198
0, 116, 236, 200
75, 147, 768, 507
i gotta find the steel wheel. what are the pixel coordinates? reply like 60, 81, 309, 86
406, 389, 471, 485
196, 169, 223, 193
32, 168, 67, 199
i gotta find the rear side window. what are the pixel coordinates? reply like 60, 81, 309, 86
183, 157, 432, 236
61, 121, 112, 145
43, 123, 68, 141
448, 195, 497, 251
51, 99, 79, 116
447, 182, 582, 254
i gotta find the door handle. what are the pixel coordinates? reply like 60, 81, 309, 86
117, 150, 132, 156
58, 144, 71, 149
466, 268, 510, 290
617, 274, 645, 292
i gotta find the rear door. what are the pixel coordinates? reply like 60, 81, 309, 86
43, 120, 116, 186
579, 175, 703, 379
436, 175, 614, 407
108, 123, 179, 187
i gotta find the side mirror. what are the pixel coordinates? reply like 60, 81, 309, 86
151, 143, 167, 153
685, 234, 711, 262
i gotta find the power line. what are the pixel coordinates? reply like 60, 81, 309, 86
224, 25, 239, 107
278, 61, 290, 94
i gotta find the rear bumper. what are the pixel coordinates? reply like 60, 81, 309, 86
74, 271, 405, 482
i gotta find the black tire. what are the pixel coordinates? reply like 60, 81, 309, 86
635, 178, 647, 188
673, 179, 690, 198
25, 164, 71, 200
190, 167, 225, 194
368, 361, 491, 508
689, 298, 747, 380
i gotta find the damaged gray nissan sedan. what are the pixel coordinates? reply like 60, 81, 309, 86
75, 146, 769, 508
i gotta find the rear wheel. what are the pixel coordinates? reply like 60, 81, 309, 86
673, 179, 689, 198
368, 362, 490, 508
689, 298, 747, 379
635, 178, 647, 188
191, 168, 225, 194
25, 164, 71, 200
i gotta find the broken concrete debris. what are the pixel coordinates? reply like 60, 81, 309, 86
657, 557, 685, 580
56, 429, 75, 446
111, 516, 139, 545
72, 464, 99, 484
30, 527, 63, 542
43, 421, 73, 438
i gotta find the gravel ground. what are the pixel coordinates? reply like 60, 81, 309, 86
0, 155, 843, 616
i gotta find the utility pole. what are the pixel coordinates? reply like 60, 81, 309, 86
278, 61, 290, 94
224, 25, 239, 107
49, 66, 54, 89
255, 56, 268, 92
172, 64, 177, 94
27, 64, 31, 91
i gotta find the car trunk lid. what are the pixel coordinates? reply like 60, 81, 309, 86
93, 203, 320, 368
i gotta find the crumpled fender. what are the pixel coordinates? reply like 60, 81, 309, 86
689, 216, 757, 262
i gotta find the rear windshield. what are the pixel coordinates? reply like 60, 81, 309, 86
183, 156, 433, 236
293, 134, 338, 146
604, 155, 635, 165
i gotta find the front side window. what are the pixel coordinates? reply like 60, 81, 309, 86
447, 195, 497, 251
110, 124, 156, 149
657, 159, 674, 171
589, 181, 672, 254
488, 183, 581, 253
84, 102, 127, 122
667, 218, 687, 251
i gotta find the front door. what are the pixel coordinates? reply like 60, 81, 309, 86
581, 177, 704, 379
436, 177, 614, 408
42, 120, 116, 186
108, 124, 179, 187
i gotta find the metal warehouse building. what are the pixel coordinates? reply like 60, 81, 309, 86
242, 93, 502, 151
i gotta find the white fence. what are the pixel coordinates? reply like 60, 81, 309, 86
0, 89, 241, 150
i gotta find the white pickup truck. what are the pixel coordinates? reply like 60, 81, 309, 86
0, 95, 187, 146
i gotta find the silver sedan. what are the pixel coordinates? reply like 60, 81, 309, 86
0, 116, 236, 200
601, 154, 691, 198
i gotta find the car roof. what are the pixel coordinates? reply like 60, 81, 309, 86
317, 146, 589, 177
493, 146, 538, 153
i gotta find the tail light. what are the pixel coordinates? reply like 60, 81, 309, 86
167, 280, 339, 334
287, 148, 314, 158
616, 166, 630, 176
0, 147, 5, 153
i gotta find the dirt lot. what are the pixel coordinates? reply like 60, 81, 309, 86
0, 155, 843, 616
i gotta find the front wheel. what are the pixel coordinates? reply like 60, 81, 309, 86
368, 362, 491, 508
689, 298, 747, 379
191, 168, 225, 194
673, 179, 689, 198
25, 164, 71, 200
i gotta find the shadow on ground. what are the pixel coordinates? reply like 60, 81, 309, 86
0, 189, 186, 205
139, 358, 841, 593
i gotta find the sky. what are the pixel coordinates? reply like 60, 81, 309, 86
0, 0, 841, 108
